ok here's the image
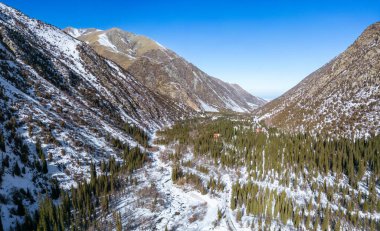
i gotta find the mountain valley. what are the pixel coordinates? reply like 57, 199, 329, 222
0, 2, 379, 231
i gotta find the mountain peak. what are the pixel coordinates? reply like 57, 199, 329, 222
365, 21, 380, 31
67, 27, 266, 112
352, 21, 380, 47
63, 27, 102, 38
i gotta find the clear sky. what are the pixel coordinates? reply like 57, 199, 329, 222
3, 0, 380, 100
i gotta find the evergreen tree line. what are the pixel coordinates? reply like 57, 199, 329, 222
11, 145, 147, 231
123, 123, 149, 147
230, 181, 378, 230
158, 117, 380, 185
0, 88, 150, 231
157, 117, 380, 230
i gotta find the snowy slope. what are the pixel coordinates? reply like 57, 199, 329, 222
0, 3, 190, 229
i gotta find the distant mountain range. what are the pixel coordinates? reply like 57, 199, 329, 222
256, 22, 380, 138
64, 27, 266, 112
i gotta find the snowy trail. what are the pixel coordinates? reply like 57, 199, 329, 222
149, 145, 224, 231
222, 174, 238, 231
111, 133, 246, 230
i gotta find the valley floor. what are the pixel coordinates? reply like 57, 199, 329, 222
108, 136, 234, 230
106, 117, 380, 231
110, 133, 295, 230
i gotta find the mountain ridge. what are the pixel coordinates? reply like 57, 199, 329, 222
255, 22, 380, 138
64, 27, 267, 112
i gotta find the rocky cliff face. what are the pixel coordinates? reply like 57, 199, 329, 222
256, 22, 380, 138
64, 27, 266, 112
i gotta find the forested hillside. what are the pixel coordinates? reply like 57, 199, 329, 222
154, 115, 380, 230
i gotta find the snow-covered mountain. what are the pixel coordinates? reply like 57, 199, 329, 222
0, 3, 190, 228
256, 22, 380, 138
64, 27, 266, 112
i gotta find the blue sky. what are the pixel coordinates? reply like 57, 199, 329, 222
3, 0, 380, 100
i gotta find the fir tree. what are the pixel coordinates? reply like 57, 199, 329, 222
13, 162, 21, 176
42, 155, 48, 174
334, 220, 340, 231
0, 210, 3, 231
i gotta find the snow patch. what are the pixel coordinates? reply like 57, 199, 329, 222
98, 33, 118, 51
198, 99, 219, 112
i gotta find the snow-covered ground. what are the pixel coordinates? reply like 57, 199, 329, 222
105, 126, 380, 231
109, 133, 291, 230
109, 141, 232, 230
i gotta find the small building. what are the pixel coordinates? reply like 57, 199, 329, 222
213, 133, 220, 139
